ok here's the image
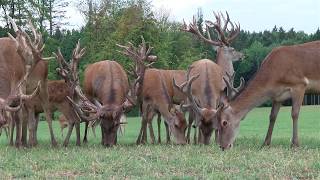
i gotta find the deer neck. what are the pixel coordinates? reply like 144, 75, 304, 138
230, 78, 271, 119
216, 48, 234, 76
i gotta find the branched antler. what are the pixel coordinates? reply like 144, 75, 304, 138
182, 11, 240, 46
173, 66, 203, 116
223, 72, 245, 100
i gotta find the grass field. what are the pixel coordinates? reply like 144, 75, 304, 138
0, 105, 319, 179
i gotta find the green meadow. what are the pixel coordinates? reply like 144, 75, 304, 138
0, 105, 319, 179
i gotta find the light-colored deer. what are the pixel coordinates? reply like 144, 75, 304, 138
179, 11, 244, 144
217, 40, 320, 150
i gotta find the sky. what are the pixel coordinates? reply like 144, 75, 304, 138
66, 0, 320, 34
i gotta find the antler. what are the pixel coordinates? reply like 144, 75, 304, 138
117, 36, 157, 101
181, 16, 222, 46
182, 11, 240, 46
205, 11, 240, 46
54, 40, 97, 119
173, 66, 203, 116
223, 72, 245, 100
116, 36, 157, 72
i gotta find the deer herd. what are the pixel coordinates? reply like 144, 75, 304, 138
1, 11, 319, 150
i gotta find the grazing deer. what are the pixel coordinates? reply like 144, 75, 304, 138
66, 60, 134, 147
117, 37, 188, 144
0, 18, 49, 147
216, 40, 320, 150
178, 12, 244, 144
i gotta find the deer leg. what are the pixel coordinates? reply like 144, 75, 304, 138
193, 127, 198, 145
27, 108, 36, 147
148, 111, 156, 144
141, 120, 148, 144
164, 121, 171, 144
157, 113, 161, 144
34, 114, 40, 145
4, 127, 8, 139
40, 83, 57, 147
186, 110, 194, 144
148, 122, 155, 144
21, 108, 28, 147
136, 121, 144, 145
75, 122, 81, 146
15, 112, 22, 148
262, 101, 281, 146
290, 88, 305, 148
63, 122, 74, 147
9, 113, 15, 146
83, 121, 89, 143
137, 103, 149, 145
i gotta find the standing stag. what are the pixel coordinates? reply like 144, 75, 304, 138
216, 41, 320, 150
0, 18, 54, 147
117, 37, 188, 144
179, 11, 244, 144
53, 41, 98, 145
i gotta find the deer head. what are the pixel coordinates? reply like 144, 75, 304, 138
0, 73, 40, 127
182, 11, 244, 64
173, 66, 219, 144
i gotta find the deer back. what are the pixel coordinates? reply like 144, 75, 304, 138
84, 60, 129, 106
190, 59, 223, 109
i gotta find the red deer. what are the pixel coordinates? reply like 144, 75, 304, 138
216, 41, 320, 150
178, 12, 244, 144
66, 60, 134, 147
8, 80, 85, 146
53, 41, 100, 146
117, 38, 187, 144
0, 18, 48, 147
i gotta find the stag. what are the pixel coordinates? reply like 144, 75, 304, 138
117, 37, 187, 144
182, 11, 244, 79
0, 18, 53, 147
216, 40, 320, 150
179, 11, 244, 144
53, 41, 99, 145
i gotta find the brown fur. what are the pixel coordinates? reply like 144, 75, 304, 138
217, 40, 320, 149
84, 60, 129, 147
137, 68, 187, 145
28, 80, 81, 146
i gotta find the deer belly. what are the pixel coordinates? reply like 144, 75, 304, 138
274, 90, 291, 102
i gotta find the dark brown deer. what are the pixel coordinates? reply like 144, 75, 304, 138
82, 60, 134, 146
179, 11, 244, 144
117, 37, 187, 144
0, 18, 53, 147
216, 40, 320, 150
